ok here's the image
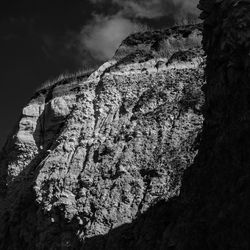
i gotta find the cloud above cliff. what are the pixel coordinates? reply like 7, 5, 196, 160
79, 15, 141, 61
0, 0, 200, 149
88, 0, 199, 19
78, 0, 199, 61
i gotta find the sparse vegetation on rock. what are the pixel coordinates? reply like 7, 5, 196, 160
36, 66, 99, 93
0, 24, 205, 249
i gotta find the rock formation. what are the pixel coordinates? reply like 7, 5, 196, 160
89, 1, 250, 249
0, 25, 204, 249
1, 0, 249, 248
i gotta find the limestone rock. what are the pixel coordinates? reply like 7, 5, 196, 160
93, 2, 250, 250
0, 24, 205, 249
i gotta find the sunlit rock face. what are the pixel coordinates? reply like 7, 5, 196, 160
111, 1, 250, 250
0, 24, 205, 249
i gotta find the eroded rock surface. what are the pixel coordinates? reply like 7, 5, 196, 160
91, 1, 250, 250
0, 24, 204, 249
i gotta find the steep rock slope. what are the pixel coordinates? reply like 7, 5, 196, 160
96, 1, 250, 250
0, 25, 204, 249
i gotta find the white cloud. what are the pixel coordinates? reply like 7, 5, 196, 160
78, 0, 200, 62
79, 15, 141, 61
113, 0, 166, 19
88, 0, 199, 19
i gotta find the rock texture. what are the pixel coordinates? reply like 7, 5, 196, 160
0, 25, 204, 249
87, 1, 250, 250
2, 1, 249, 248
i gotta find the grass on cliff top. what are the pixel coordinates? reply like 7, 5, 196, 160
154, 30, 202, 59
36, 65, 99, 93
115, 23, 202, 62
37, 22, 201, 94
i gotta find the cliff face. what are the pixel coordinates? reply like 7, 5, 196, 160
1, 1, 249, 249
104, 1, 250, 249
101, 1, 250, 250
0, 25, 204, 249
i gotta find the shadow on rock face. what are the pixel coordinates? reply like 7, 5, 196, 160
81, 198, 178, 250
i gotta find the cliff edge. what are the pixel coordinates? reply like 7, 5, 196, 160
0, 24, 204, 249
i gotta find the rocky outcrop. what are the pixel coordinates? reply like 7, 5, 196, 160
2, 1, 249, 248
0, 25, 204, 249
95, 1, 250, 250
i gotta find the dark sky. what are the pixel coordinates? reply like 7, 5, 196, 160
0, 0, 199, 148
0, 0, 93, 148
